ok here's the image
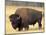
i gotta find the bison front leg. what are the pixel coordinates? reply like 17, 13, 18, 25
18, 25, 23, 31
18, 27, 23, 31
25, 25, 29, 31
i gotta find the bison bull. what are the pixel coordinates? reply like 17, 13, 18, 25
9, 8, 42, 31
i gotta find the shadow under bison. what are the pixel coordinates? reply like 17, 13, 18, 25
9, 8, 42, 31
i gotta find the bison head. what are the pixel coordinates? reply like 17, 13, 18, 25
9, 14, 21, 30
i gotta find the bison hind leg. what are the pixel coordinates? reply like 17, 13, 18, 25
38, 19, 42, 30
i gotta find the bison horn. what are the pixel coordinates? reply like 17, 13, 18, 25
17, 16, 20, 19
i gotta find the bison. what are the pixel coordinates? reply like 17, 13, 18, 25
9, 8, 42, 31
15, 8, 42, 30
